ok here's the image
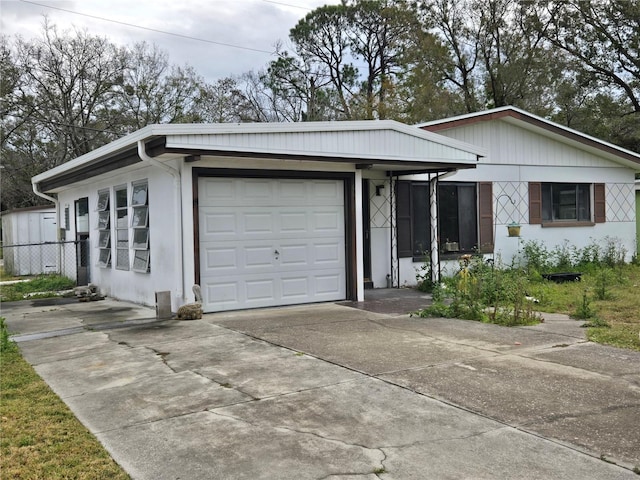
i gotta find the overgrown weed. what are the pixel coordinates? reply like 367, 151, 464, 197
416, 237, 640, 350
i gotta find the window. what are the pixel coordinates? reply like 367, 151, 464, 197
543, 183, 590, 222
131, 181, 150, 273
115, 185, 129, 270
529, 183, 604, 225
439, 183, 478, 254
396, 182, 431, 258
397, 181, 493, 259
96, 190, 111, 267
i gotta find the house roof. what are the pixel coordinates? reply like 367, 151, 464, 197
418, 106, 640, 170
33, 120, 487, 193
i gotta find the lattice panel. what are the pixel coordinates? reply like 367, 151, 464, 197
370, 180, 391, 228
493, 182, 528, 225
606, 183, 635, 222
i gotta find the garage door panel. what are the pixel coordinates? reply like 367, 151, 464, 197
316, 274, 343, 295
201, 179, 235, 202
279, 244, 308, 266
280, 212, 308, 233
199, 177, 346, 312
240, 179, 275, 203
200, 211, 236, 238
244, 246, 275, 268
243, 212, 275, 234
278, 180, 307, 203
245, 279, 276, 302
314, 242, 342, 264
313, 210, 342, 233
312, 180, 343, 203
281, 276, 309, 299
204, 247, 238, 271
205, 281, 239, 308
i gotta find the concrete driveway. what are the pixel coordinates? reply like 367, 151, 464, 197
3, 295, 640, 479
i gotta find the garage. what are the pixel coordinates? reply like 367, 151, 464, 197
198, 176, 347, 312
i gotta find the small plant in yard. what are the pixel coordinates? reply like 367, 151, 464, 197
594, 268, 616, 301
582, 317, 610, 328
415, 252, 434, 292
1, 317, 16, 353
574, 289, 596, 319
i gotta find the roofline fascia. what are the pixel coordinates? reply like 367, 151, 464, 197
32, 121, 487, 191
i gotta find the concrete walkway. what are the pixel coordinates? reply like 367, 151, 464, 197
3, 296, 639, 479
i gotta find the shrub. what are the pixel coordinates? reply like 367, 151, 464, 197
0, 317, 16, 353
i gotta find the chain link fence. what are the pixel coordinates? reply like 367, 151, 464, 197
1, 240, 87, 283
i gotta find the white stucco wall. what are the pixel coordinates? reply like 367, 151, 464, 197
56, 163, 180, 308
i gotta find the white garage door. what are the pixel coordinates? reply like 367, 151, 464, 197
198, 177, 346, 312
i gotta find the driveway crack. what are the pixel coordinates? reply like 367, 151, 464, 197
207, 409, 386, 470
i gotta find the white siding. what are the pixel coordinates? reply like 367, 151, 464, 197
166, 129, 478, 164
443, 121, 622, 168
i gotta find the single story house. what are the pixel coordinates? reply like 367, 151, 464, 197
410, 106, 640, 278
1, 205, 58, 276
31, 121, 486, 312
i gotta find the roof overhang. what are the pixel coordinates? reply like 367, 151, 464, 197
33, 120, 487, 193
418, 106, 640, 171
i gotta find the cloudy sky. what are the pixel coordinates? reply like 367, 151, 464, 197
0, 0, 341, 82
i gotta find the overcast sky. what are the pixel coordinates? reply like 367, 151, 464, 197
0, 0, 341, 82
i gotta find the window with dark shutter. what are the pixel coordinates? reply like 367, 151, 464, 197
531, 182, 599, 225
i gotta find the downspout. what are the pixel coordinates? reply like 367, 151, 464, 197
32, 183, 59, 219
137, 140, 185, 304
32, 182, 62, 274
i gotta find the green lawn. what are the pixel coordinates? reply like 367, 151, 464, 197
530, 264, 640, 351
0, 336, 130, 479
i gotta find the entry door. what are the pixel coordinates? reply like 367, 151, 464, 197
75, 198, 90, 286
198, 177, 346, 312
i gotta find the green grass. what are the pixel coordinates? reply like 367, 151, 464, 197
0, 328, 130, 479
0, 274, 75, 302
534, 264, 640, 351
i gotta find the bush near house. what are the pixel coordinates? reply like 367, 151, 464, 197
416, 238, 640, 352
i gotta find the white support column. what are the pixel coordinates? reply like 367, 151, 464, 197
355, 169, 365, 301
430, 176, 440, 284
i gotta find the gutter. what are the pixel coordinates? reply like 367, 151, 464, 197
32, 183, 60, 237
137, 140, 185, 305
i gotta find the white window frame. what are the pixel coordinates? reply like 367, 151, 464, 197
114, 184, 130, 270
131, 180, 150, 273
96, 189, 111, 268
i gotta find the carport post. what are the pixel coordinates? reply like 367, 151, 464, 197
355, 169, 365, 302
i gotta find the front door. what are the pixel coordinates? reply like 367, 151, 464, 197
75, 198, 90, 286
